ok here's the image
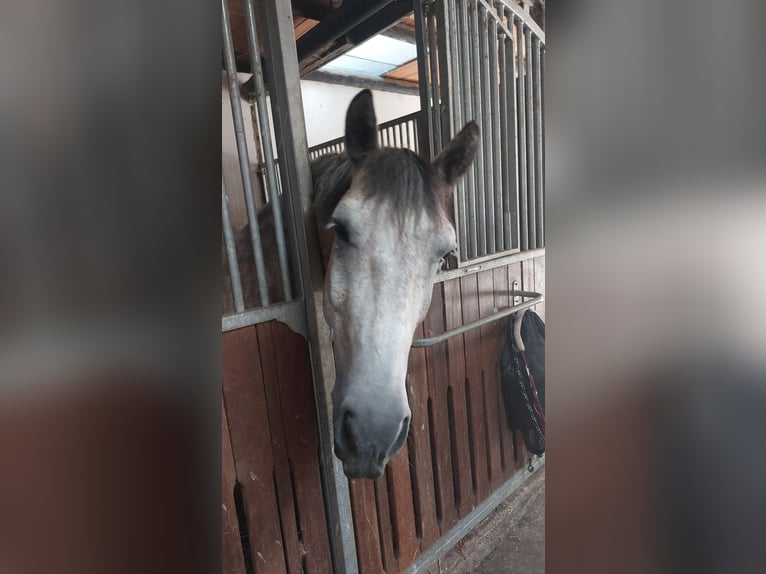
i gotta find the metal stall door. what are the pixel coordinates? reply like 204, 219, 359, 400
220, 1, 356, 573
414, 0, 545, 267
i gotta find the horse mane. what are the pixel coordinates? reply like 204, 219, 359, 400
311, 153, 353, 225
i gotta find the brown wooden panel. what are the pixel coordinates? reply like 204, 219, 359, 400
254, 323, 303, 574
477, 270, 504, 490
492, 266, 515, 478
405, 323, 439, 550
373, 474, 397, 573
385, 447, 419, 569
269, 322, 332, 574
442, 277, 475, 518
222, 400, 247, 574
349, 478, 385, 574
459, 273, 490, 501
422, 284, 459, 532
222, 327, 287, 574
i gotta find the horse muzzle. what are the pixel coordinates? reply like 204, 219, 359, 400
333, 404, 410, 479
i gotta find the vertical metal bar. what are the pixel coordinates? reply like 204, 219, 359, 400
470, 1, 487, 257
434, 0, 453, 150
427, 7, 443, 153
414, 0, 435, 159
258, 0, 358, 572
540, 43, 545, 246
489, 12, 504, 253
497, 5, 512, 251
524, 26, 536, 249
459, 0, 477, 260
222, 177, 245, 313
446, 0, 467, 261
532, 35, 544, 248
479, 5, 495, 255
242, 0, 293, 301
515, 16, 529, 251
221, 0, 270, 305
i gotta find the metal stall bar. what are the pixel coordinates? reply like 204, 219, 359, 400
414, 0, 435, 160
497, 3, 513, 251
412, 289, 543, 347
524, 25, 537, 250
470, 0, 487, 257
446, 0, 468, 262
222, 177, 245, 313
479, 5, 496, 255
462, 1, 478, 261
221, 0, 270, 306
532, 36, 544, 247
242, 0, 293, 301
257, 0, 358, 571
426, 3, 443, 153
514, 16, 529, 252
488, 6, 505, 253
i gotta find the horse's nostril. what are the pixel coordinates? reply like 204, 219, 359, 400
339, 408, 358, 456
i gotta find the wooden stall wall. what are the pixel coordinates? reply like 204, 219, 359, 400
348, 255, 545, 574
222, 322, 333, 574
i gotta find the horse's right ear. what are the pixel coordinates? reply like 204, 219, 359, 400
344, 89, 378, 164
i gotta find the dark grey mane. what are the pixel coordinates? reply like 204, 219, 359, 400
310, 148, 442, 227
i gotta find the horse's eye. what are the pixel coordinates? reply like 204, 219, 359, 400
330, 219, 350, 244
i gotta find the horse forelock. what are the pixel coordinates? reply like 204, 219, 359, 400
311, 148, 445, 230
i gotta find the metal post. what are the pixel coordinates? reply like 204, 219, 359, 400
470, 1, 487, 257
414, 0, 435, 160
515, 16, 529, 251
458, 0, 477, 260
532, 36, 544, 248
489, 13, 504, 252
479, 5, 495, 255
257, 0, 358, 572
242, 0, 293, 301
221, 0, 270, 306
525, 26, 537, 250
222, 177, 245, 313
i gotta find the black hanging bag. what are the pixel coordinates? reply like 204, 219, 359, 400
500, 310, 546, 455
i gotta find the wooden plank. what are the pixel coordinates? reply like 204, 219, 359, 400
254, 323, 302, 574
269, 322, 333, 574
478, 270, 504, 490
385, 446, 419, 569
222, 327, 287, 574
459, 273, 490, 502
294, 17, 320, 40
492, 266, 514, 478
222, 400, 247, 574
373, 474, 397, 573
349, 478, 385, 574
422, 284, 458, 532
405, 323, 439, 550
442, 277, 475, 518
382, 59, 419, 83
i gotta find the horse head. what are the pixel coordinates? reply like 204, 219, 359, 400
317, 90, 479, 479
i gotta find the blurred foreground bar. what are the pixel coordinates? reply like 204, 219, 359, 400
0, 2, 220, 573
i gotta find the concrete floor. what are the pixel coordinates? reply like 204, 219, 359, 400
433, 466, 545, 574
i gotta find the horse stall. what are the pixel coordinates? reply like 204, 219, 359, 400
221, 1, 545, 573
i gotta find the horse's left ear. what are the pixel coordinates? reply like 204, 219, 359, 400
432, 121, 480, 185
345, 89, 378, 164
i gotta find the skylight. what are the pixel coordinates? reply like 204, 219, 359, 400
319, 34, 417, 78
